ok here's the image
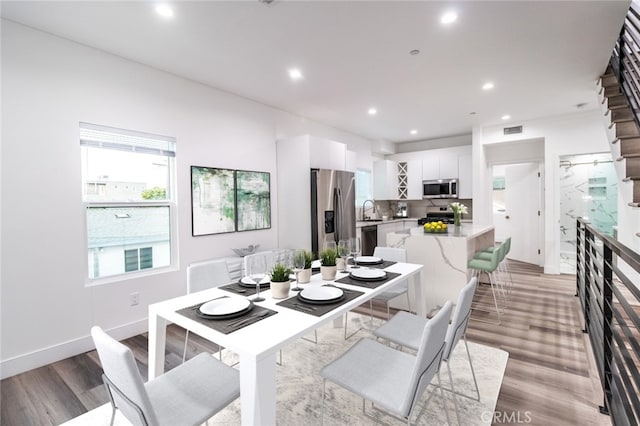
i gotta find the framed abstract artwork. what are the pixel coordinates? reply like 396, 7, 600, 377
236, 170, 271, 232
190, 166, 236, 236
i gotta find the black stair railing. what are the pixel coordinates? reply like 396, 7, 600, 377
577, 218, 640, 425
610, 0, 640, 131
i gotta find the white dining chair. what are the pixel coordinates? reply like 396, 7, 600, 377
373, 277, 480, 425
183, 259, 233, 362
91, 326, 240, 426
321, 301, 453, 425
344, 246, 410, 340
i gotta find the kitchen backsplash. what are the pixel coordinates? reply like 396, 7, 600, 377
362, 198, 473, 220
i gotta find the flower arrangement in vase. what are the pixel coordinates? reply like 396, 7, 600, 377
449, 202, 468, 227
269, 262, 293, 299
319, 248, 338, 280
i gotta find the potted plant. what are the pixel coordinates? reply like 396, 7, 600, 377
319, 248, 338, 280
269, 262, 292, 299
297, 250, 314, 284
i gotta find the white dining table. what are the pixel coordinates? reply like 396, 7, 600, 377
148, 261, 425, 426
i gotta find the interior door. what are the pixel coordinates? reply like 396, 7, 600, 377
504, 163, 543, 265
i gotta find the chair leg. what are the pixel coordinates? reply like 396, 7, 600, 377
406, 291, 411, 314
344, 312, 362, 340
437, 370, 453, 426
321, 379, 326, 426
465, 338, 481, 401
182, 330, 190, 363
446, 363, 462, 426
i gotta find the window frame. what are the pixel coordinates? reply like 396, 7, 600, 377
81, 123, 178, 285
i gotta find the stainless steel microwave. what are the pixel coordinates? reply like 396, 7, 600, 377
422, 179, 458, 199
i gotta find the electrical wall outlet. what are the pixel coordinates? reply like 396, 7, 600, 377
130, 292, 140, 306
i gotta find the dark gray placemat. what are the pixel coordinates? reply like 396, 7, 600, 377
349, 259, 397, 269
220, 281, 270, 296
334, 271, 401, 289
176, 302, 277, 334
276, 285, 364, 317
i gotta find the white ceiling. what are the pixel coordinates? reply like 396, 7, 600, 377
1, 0, 630, 144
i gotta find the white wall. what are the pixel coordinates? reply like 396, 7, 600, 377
473, 109, 614, 274
0, 21, 375, 378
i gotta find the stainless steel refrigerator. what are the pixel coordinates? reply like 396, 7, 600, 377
310, 168, 356, 256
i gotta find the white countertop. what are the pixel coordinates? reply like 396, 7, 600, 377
356, 218, 419, 228
407, 223, 494, 239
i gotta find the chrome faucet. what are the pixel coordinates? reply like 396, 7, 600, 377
362, 199, 376, 220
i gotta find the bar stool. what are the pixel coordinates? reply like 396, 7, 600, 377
474, 237, 513, 297
467, 242, 507, 324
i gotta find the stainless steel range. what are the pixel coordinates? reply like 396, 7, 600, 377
418, 212, 455, 225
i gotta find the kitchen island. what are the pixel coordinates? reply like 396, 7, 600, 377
386, 223, 495, 314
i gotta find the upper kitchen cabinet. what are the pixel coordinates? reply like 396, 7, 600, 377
308, 136, 347, 170
345, 150, 357, 173
373, 159, 422, 200
457, 154, 473, 199
422, 154, 458, 180
373, 159, 397, 200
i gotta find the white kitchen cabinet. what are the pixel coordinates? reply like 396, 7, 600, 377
345, 150, 357, 173
457, 154, 473, 199
373, 159, 397, 200
406, 160, 423, 200
421, 156, 439, 180
422, 154, 458, 180
375, 159, 421, 200
309, 136, 346, 170
439, 154, 458, 179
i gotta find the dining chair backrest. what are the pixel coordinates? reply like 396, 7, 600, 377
91, 326, 157, 426
243, 251, 274, 276
187, 259, 232, 294
373, 246, 407, 263
443, 277, 478, 361
402, 300, 452, 417
504, 237, 512, 257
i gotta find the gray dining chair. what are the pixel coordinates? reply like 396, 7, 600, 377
373, 277, 480, 425
91, 326, 240, 426
344, 246, 410, 340
321, 301, 453, 426
183, 259, 233, 362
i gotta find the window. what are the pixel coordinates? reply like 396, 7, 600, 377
355, 169, 372, 206
80, 122, 175, 280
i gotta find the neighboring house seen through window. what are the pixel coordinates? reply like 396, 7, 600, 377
80, 122, 175, 280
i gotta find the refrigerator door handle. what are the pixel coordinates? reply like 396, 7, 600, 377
334, 187, 342, 242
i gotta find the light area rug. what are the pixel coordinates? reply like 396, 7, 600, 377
62, 314, 508, 426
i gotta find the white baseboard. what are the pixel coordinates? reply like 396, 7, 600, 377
0, 319, 148, 380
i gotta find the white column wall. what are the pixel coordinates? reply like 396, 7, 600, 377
473, 110, 613, 274
0, 21, 374, 377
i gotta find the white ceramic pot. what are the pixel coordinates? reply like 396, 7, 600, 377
271, 280, 291, 299
298, 268, 312, 284
320, 265, 337, 280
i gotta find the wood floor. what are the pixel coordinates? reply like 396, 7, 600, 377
0, 261, 612, 426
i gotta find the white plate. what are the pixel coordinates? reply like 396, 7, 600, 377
350, 268, 387, 280
200, 298, 252, 316
311, 260, 321, 268
241, 275, 270, 285
299, 286, 343, 301
355, 256, 382, 264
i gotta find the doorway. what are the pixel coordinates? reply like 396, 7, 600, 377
492, 162, 544, 266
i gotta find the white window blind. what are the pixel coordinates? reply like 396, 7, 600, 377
80, 122, 176, 157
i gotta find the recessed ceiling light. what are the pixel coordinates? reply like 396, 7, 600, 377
288, 68, 303, 81
501, 114, 511, 120
368, 108, 377, 116
482, 82, 495, 91
410, 129, 418, 135
410, 49, 420, 56
155, 4, 174, 18
440, 11, 457, 25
